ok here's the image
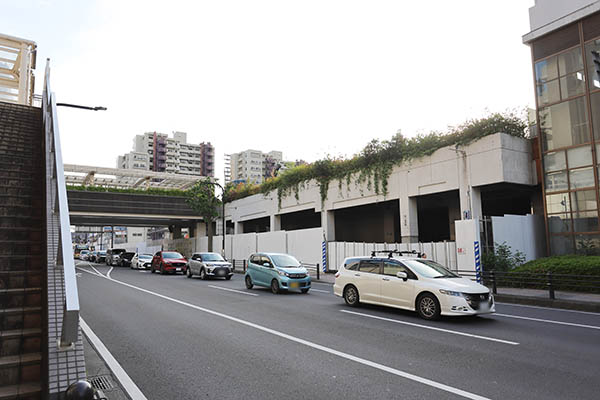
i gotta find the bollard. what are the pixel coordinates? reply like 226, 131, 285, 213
243, 259, 247, 272
491, 271, 497, 295
232, 259, 236, 272
65, 381, 95, 400
316, 263, 320, 280
547, 271, 555, 299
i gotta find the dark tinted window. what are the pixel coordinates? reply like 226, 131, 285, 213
383, 261, 415, 278
346, 261, 359, 271
249, 255, 261, 265
359, 260, 381, 274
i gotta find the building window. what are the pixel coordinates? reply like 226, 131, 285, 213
540, 97, 590, 151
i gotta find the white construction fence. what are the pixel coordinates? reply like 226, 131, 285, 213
128, 227, 457, 273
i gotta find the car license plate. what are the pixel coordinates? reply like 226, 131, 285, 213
290, 282, 300, 288
218, 270, 225, 275
176, 268, 181, 272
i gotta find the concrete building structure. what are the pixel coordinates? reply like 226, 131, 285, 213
226, 149, 284, 184
524, 0, 600, 255
118, 131, 215, 177
224, 133, 541, 248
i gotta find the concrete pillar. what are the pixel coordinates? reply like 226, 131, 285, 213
270, 215, 281, 231
194, 222, 206, 237
400, 197, 419, 243
171, 226, 183, 240
471, 186, 483, 221
321, 210, 335, 242
234, 221, 243, 235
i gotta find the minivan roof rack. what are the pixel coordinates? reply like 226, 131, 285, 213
370, 250, 426, 259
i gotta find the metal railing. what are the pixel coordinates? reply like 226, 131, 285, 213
456, 269, 600, 299
0, 33, 37, 105
43, 59, 80, 348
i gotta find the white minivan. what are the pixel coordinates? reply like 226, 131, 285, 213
333, 251, 495, 320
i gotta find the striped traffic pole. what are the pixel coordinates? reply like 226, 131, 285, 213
474, 241, 482, 284
322, 240, 327, 273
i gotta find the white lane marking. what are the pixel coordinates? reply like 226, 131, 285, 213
208, 285, 258, 297
80, 318, 148, 400
494, 313, 600, 330
76, 268, 490, 400
107, 267, 114, 279
90, 265, 104, 276
310, 288, 331, 294
341, 310, 519, 346
497, 302, 600, 316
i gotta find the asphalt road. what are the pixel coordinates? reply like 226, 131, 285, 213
75, 262, 600, 400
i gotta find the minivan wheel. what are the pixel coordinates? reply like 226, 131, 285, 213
187, 268, 192, 278
344, 285, 359, 306
271, 279, 280, 294
245, 275, 253, 289
417, 293, 441, 320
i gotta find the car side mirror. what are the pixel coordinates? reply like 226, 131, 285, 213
396, 271, 408, 281
263, 262, 271, 268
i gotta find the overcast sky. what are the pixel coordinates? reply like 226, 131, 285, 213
2, 0, 536, 183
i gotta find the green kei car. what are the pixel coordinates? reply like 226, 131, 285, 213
245, 253, 311, 294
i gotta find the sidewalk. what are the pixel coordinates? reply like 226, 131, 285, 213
83, 331, 130, 400
493, 287, 600, 312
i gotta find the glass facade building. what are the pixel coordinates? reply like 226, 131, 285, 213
527, 9, 600, 255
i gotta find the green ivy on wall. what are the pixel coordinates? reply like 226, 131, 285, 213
223, 111, 528, 208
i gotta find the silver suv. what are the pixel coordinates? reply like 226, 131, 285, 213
106, 248, 126, 266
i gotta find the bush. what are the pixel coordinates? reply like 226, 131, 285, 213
66, 185, 188, 197
490, 255, 600, 294
482, 242, 525, 272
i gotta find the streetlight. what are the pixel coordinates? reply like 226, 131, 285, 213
56, 102, 107, 111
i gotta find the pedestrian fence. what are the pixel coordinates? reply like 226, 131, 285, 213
455, 270, 600, 298
230, 259, 322, 280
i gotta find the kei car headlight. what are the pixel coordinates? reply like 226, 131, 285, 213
439, 289, 463, 297
277, 270, 289, 277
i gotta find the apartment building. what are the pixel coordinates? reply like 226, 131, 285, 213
226, 150, 283, 184
117, 131, 215, 177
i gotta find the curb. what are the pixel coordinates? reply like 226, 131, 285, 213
494, 294, 600, 313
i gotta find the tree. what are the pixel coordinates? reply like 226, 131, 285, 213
185, 181, 221, 252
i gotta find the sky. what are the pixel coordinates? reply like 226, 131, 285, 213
1, 0, 536, 183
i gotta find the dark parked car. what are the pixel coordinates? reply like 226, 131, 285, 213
119, 252, 136, 268
96, 251, 107, 263
151, 251, 188, 275
106, 248, 127, 266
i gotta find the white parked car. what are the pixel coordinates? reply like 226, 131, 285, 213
187, 252, 233, 280
333, 251, 495, 320
132, 253, 153, 270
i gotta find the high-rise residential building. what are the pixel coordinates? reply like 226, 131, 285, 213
523, 0, 600, 255
117, 131, 214, 177
226, 150, 283, 184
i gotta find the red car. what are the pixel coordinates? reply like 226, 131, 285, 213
151, 251, 188, 275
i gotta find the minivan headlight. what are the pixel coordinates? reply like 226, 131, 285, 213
439, 289, 463, 297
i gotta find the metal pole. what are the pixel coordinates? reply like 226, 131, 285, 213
548, 271, 555, 300
317, 263, 320, 281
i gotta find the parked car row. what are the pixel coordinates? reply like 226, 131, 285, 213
84, 247, 495, 320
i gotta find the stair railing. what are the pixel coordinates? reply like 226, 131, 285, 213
43, 59, 80, 349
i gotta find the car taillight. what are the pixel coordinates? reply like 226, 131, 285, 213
335, 272, 340, 278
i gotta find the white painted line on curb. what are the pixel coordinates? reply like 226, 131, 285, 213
80, 318, 148, 400
208, 285, 259, 297
310, 288, 331, 294
341, 310, 519, 346
76, 267, 491, 400
496, 302, 600, 316
107, 267, 114, 279
494, 313, 600, 330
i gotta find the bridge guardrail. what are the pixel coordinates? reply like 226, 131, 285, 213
43, 59, 80, 348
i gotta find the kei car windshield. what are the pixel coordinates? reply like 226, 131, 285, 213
163, 252, 184, 259
270, 254, 301, 268
201, 253, 225, 261
402, 259, 460, 278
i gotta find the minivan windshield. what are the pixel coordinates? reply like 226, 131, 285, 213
201, 253, 225, 261
163, 252, 184, 259
270, 254, 301, 268
402, 259, 460, 279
